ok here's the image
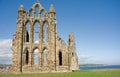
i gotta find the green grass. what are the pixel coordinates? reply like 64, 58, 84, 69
0, 69, 120, 77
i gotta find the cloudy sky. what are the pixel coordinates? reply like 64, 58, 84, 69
0, 0, 120, 65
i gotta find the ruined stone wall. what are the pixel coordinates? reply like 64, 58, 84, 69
12, 1, 78, 73
68, 33, 79, 70
56, 35, 69, 71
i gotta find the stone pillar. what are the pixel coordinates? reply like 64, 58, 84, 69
12, 5, 25, 72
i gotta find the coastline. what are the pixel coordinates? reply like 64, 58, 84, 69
92, 68, 120, 71
79, 65, 120, 70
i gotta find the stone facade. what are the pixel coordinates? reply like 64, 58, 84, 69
12, 1, 78, 73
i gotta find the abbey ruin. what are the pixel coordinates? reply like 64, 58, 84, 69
12, 1, 78, 73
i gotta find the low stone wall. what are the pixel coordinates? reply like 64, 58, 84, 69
20, 65, 71, 73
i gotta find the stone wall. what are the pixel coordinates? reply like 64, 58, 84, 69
12, 1, 78, 73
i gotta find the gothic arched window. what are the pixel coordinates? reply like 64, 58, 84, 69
34, 22, 40, 43
29, 10, 33, 17
43, 23, 47, 42
26, 22, 30, 42
34, 49, 39, 65
41, 11, 44, 17
43, 48, 47, 65
35, 6, 39, 17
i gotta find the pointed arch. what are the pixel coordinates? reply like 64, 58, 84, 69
25, 19, 32, 26
29, 9, 33, 17
33, 3, 41, 17
23, 47, 30, 65
35, 6, 39, 17
25, 22, 30, 42
40, 10, 45, 17
33, 19, 41, 26
43, 22, 48, 42
43, 48, 47, 65
33, 48, 39, 65
41, 11, 44, 17
34, 22, 40, 43
59, 51, 62, 65
34, 3, 41, 8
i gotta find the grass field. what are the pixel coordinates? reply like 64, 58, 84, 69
0, 69, 120, 77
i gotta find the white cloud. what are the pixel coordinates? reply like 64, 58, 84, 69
0, 53, 12, 58
0, 39, 12, 48
0, 39, 12, 64
34, 49, 39, 53
77, 52, 104, 64
77, 52, 93, 64
0, 39, 100, 65
35, 40, 39, 43
78, 54, 91, 59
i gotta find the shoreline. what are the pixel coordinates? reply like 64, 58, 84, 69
79, 65, 120, 70
91, 68, 120, 71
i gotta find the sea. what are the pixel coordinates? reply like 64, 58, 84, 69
79, 65, 120, 70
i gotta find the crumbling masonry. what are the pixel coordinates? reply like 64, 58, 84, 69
12, 1, 78, 73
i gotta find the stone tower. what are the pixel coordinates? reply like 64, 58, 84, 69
12, 1, 78, 73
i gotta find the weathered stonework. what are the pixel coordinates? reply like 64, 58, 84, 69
12, 1, 78, 73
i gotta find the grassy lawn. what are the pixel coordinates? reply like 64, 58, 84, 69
0, 69, 120, 77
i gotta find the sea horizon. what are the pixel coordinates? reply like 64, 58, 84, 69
79, 65, 120, 70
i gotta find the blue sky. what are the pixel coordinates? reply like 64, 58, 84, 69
0, 0, 120, 65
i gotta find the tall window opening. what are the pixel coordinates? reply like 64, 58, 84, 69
30, 10, 33, 17
59, 51, 62, 65
41, 11, 44, 17
43, 49, 46, 65
26, 23, 30, 42
26, 50, 29, 64
34, 22, 39, 43
35, 6, 39, 17
72, 52, 74, 57
43, 23, 47, 42
34, 49, 39, 65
